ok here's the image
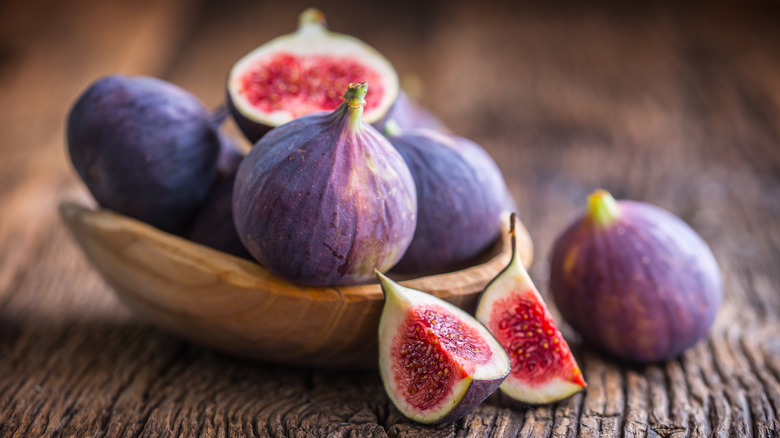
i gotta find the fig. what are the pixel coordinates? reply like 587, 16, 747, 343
386, 128, 514, 275
375, 90, 448, 134
476, 214, 587, 404
377, 271, 510, 424
186, 132, 251, 259
549, 190, 723, 363
67, 75, 220, 232
233, 82, 416, 286
227, 8, 399, 143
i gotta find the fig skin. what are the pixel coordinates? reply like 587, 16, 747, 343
376, 272, 510, 424
374, 90, 448, 134
67, 75, 220, 232
386, 129, 514, 275
549, 190, 723, 364
233, 83, 417, 286
186, 133, 251, 260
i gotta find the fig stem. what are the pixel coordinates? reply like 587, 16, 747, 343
298, 8, 328, 35
586, 189, 621, 227
509, 212, 524, 270
343, 82, 368, 130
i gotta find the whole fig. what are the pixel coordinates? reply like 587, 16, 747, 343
233, 82, 417, 286
67, 75, 220, 232
386, 128, 514, 275
549, 190, 723, 363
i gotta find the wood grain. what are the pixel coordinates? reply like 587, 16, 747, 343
1, 0, 779, 437
58, 202, 531, 369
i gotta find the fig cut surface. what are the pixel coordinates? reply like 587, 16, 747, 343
476, 214, 586, 405
377, 272, 510, 424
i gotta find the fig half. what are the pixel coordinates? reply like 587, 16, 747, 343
377, 272, 510, 424
549, 190, 723, 363
227, 8, 399, 143
476, 214, 586, 405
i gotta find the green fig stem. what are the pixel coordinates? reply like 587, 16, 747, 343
586, 189, 621, 227
343, 82, 368, 130
298, 8, 328, 35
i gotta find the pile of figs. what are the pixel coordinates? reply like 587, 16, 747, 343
65, 7, 723, 426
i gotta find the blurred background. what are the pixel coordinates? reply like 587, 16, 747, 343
2, 0, 778, 284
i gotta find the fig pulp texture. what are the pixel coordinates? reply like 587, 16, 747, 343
387, 128, 514, 275
476, 214, 587, 405
549, 190, 723, 363
67, 75, 220, 232
233, 83, 416, 286
227, 8, 399, 143
377, 272, 510, 424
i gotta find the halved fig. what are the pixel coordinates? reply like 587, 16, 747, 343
476, 214, 586, 405
227, 8, 399, 143
377, 271, 510, 424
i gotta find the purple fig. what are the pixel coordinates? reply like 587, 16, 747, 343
377, 271, 510, 424
476, 214, 586, 404
186, 132, 251, 259
550, 189, 723, 363
233, 82, 416, 286
227, 8, 399, 143
386, 128, 515, 275
67, 75, 220, 232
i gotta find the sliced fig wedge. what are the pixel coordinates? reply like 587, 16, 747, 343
476, 214, 586, 405
227, 8, 399, 143
377, 272, 510, 424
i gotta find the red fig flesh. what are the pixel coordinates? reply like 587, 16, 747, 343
377, 272, 510, 424
476, 214, 586, 404
549, 190, 723, 363
227, 8, 399, 143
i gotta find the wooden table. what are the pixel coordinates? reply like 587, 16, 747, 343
2, 1, 779, 436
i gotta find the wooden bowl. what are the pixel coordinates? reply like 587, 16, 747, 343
59, 201, 533, 369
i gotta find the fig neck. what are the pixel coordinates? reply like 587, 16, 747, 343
297, 8, 328, 37
339, 82, 367, 131
376, 270, 407, 307
586, 189, 621, 227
